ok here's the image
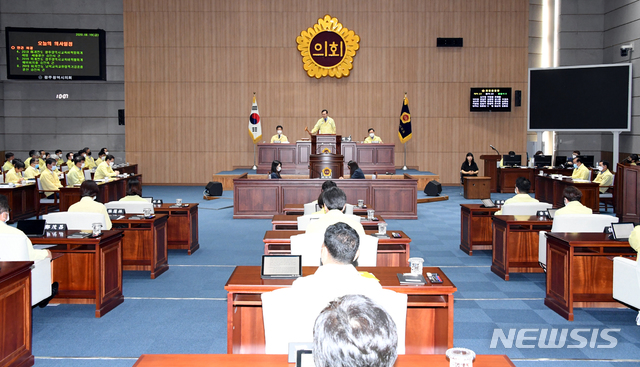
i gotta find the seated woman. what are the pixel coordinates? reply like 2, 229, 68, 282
460, 152, 479, 184
68, 180, 112, 229
346, 160, 365, 179
269, 160, 282, 179
119, 178, 147, 202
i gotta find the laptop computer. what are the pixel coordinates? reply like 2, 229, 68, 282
17, 220, 46, 237
261, 255, 302, 279
610, 222, 635, 241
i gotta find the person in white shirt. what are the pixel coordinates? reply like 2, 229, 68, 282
0, 195, 50, 261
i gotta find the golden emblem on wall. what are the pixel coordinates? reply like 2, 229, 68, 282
322, 167, 332, 178
296, 15, 360, 79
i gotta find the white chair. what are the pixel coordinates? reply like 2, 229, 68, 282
83, 169, 92, 181
0, 174, 3, 183
291, 232, 324, 266
105, 201, 154, 214
61, 166, 69, 172
0, 233, 53, 306
344, 204, 354, 215
43, 212, 106, 231
296, 215, 322, 231
538, 214, 619, 268
356, 235, 378, 266
613, 256, 640, 325
35, 176, 59, 217
500, 202, 552, 216
303, 202, 317, 215
262, 287, 407, 354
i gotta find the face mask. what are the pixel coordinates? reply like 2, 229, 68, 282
3, 213, 9, 223
52, 166, 57, 171
81, 163, 85, 168
109, 162, 114, 167
277, 131, 282, 135
276, 166, 281, 172
369, 133, 375, 138
82, 154, 87, 157
598, 166, 603, 171
35, 164, 39, 169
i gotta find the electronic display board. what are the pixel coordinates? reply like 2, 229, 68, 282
5, 27, 106, 80
470, 88, 512, 112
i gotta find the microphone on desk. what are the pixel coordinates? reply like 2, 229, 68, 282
490, 145, 500, 156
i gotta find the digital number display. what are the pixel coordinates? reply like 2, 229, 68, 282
470, 88, 512, 112
5, 27, 106, 80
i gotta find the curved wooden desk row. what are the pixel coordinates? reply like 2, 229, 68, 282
233, 178, 417, 219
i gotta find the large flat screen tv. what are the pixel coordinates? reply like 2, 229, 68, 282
470, 88, 511, 112
5, 27, 106, 80
528, 64, 631, 131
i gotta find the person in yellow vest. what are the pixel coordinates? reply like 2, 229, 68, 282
571, 156, 590, 180
81, 148, 97, 170
94, 155, 120, 180
554, 186, 592, 216
65, 152, 75, 169
306, 109, 336, 135
68, 181, 112, 229
40, 158, 63, 199
593, 161, 614, 194
24, 150, 39, 167
3, 152, 15, 172
494, 177, 538, 215
66, 156, 86, 186
119, 178, 147, 202
270, 125, 289, 143
38, 150, 47, 172
5, 160, 27, 184
95, 149, 107, 167
363, 128, 383, 143
23, 158, 40, 179
54, 150, 64, 168
629, 225, 640, 261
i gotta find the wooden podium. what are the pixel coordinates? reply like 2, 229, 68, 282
309, 153, 344, 178
311, 134, 341, 154
615, 163, 640, 222
463, 177, 491, 199
480, 154, 501, 193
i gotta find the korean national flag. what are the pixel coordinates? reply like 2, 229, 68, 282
248, 96, 262, 143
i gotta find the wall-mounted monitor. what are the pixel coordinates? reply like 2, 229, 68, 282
5, 27, 106, 80
470, 88, 512, 112
528, 64, 631, 131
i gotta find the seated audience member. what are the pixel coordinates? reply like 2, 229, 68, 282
500, 151, 518, 167
40, 158, 63, 199
66, 156, 86, 186
119, 178, 147, 202
3, 152, 14, 171
629, 225, 639, 260
0, 195, 51, 260
626, 153, 639, 166
38, 150, 47, 171
494, 177, 538, 215
571, 156, 590, 180
54, 150, 64, 167
95, 150, 107, 167
23, 157, 40, 179
82, 148, 97, 169
567, 150, 581, 165
460, 152, 479, 183
346, 160, 365, 179
310, 180, 338, 205
270, 125, 289, 143
6, 159, 27, 184
313, 294, 398, 367
65, 152, 75, 169
534, 150, 543, 156
306, 187, 365, 237
554, 186, 592, 216
24, 149, 38, 167
269, 160, 282, 179
363, 128, 382, 143
593, 161, 614, 193
94, 154, 119, 180
68, 180, 112, 229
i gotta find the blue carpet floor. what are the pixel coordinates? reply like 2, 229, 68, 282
31, 186, 640, 366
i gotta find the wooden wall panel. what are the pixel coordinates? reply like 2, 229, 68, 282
124, 0, 529, 184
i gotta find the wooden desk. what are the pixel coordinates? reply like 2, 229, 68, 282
614, 163, 640, 222
224, 266, 456, 355
271, 214, 385, 231
234, 178, 417, 219
112, 214, 168, 279
535, 175, 600, 212
480, 154, 501, 193
32, 230, 124, 318
115, 163, 138, 175
463, 177, 490, 199
491, 215, 552, 280
0, 183, 38, 223
153, 203, 199, 255
263, 230, 410, 267
59, 174, 143, 211
133, 354, 515, 367
283, 203, 371, 216
460, 204, 499, 255
498, 167, 536, 193
544, 233, 637, 321
0, 261, 34, 367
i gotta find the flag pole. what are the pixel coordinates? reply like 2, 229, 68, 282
402, 92, 408, 171
252, 92, 258, 170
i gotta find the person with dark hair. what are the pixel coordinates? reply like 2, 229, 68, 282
24, 149, 41, 167
322, 180, 337, 192
308, 180, 338, 210
306, 109, 336, 135
571, 156, 590, 180
119, 178, 146, 202
53, 149, 64, 167
95, 150, 107, 167
313, 294, 398, 367
555, 186, 592, 216
627, 153, 639, 166
66, 155, 86, 186
534, 150, 544, 156
306, 187, 365, 237
3, 152, 14, 172
460, 152, 479, 183
23, 156, 40, 179
593, 161, 613, 193
68, 181, 112, 229
499, 150, 518, 167
494, 177, 538, 215
40, 158, 63, 199
270, 125, 289, 143
364, 128, 382, 143
346, 160, 365, 179
65, 152, 75, 169
94, 154, 119, 180
0, 194, 51, 260
269, 160, 282, 179
82, 147, 97, 170
5, 159, 26, 184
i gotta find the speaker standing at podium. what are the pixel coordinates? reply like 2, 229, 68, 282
305, 109, 336, 135
460, 152, 479, 184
